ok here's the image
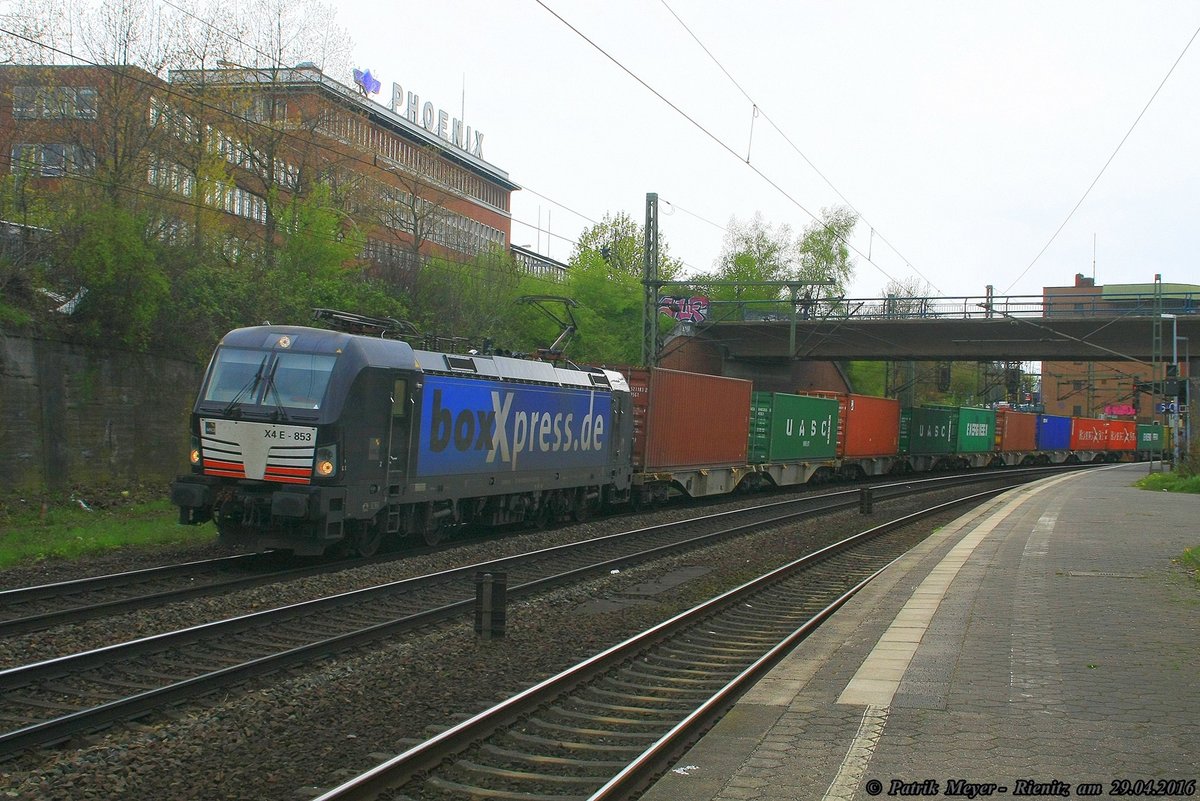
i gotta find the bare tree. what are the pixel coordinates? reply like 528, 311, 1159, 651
880, 276, 933, 317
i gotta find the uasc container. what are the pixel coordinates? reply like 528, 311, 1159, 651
995, 409, 1037, 452
916, 405, 995, 453
1037, 414, 1071, 450
806, 392, 900, 458
900, 406, 957, 455
749, 392, 838, 463
624, 368, 752, 471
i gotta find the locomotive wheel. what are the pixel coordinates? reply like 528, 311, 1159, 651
350, 521, 384, 558
421, 519, 446, 547
571, 489, 596, 522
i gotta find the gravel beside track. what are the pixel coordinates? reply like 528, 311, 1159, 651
1, 488, 976, 800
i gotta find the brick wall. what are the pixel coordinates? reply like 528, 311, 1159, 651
0, 336, 201, 493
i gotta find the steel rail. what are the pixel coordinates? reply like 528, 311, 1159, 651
310, 486, 1016, 801
0, 487, 875, 756
0, 467, 1075, 758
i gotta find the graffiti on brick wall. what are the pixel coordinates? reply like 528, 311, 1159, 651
657, 295, 709, 324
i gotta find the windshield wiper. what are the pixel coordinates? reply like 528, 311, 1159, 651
223, 355, 269, 417
264, 359, 290, 422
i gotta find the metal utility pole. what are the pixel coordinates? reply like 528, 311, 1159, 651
1152, 274, 1165, 467
1164, 312, 1180, 466
642, 192, 660, 368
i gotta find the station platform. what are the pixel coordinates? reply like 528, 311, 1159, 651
642, 463, 1199, 801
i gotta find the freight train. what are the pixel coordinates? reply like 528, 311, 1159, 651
170, 313, 1166, 556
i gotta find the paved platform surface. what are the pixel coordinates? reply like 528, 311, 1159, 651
642, 464, 1199, 801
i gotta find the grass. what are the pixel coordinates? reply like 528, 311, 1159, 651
1177, 546, 1200, 585
0, 495, 212, 569
1134, 471, 1200, 494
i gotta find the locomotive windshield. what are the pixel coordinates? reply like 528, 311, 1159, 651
203, 347, 337, 410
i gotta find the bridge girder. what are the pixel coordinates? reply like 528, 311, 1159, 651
691, 316, 1200, 362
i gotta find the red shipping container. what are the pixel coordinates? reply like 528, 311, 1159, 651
806, 392, 900, 458
1105, 420, 1137, 451
1069, 417, 1109, 450
624, 368, 752, 471
995, 410, 1037, 452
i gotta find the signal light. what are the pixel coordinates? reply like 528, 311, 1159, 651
190, 436, 201, 466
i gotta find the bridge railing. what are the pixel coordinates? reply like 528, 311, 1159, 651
737, 292, 1200, 322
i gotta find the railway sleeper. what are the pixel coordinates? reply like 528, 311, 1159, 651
480, 742, 630, 770
501, 729, 646, 756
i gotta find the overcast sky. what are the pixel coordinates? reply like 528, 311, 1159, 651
331, 3, 1194, 298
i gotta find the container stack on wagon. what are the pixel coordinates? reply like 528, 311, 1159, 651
806, 392, 901, 478
994, 409, 1038, 465
623, 367, 752, 502
1037, 414, 1072, 458
1105, 420, 1137, 454
748, 392, 840, 486
1136, 423, 1165, 456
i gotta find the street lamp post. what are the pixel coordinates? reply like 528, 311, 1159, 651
1163, 314, 1180, 467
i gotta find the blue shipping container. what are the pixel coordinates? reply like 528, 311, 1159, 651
1036, 414, 1071, 450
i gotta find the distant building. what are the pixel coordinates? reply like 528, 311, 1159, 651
1041, 274, 1198, 421
0, 62, 566, 279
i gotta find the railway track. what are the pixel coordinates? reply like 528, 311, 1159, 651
0, 551, 388, 637
0, 468, 1075, 759
311, 490, 1002, 801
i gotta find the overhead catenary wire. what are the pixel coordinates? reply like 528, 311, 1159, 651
1002, 19, 1200, 295
533, 0, 899, 288
656, 0, 941, 295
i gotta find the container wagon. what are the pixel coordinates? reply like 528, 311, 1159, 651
748, 392, 839, 487
806, 392, 901, 478
623, 367, 752, 502
994, 409, 1038, 465
1070, 417, 1110, 460
1036, 414, 1073, 463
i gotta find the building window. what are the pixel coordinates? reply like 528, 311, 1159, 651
13, 85, 98, 119
1072, 405, 1083, 417
11, 143, 95, 176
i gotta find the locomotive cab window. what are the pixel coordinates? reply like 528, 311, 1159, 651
203, 347, 336, 409
271, 353, 336, 409
204, 348, 267, 403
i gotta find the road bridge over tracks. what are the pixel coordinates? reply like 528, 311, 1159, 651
669, 291, 1200, 364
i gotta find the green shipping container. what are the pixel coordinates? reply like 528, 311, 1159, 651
748, 392, 839, 463
953, 406, 997, 453
899, 406, 957, 455
1136, 423, 1164, 449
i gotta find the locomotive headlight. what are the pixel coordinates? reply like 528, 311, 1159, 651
190, 436, 201, 466
314, 445, 338, 478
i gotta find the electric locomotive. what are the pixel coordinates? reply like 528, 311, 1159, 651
171, 311, 634, 556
